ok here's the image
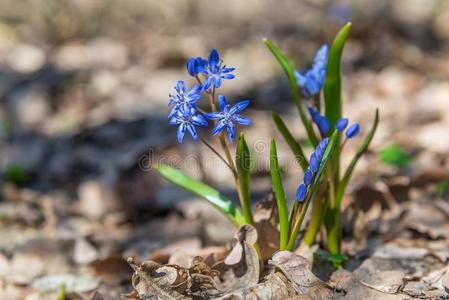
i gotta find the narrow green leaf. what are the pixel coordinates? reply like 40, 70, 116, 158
324, 22, 352, 186
287, 131, 339, 250
236, 133, 254, 225
155, 164, 245, 226
336, 108, 379, 207
270, 139, 290, 250
272, 112, 308, 171
324, 22, 352, 128
57, 285, 66, 300
263, 38, 318, 146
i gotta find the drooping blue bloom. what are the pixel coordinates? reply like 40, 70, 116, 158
294, 44, 329, 98
186, 57, 205, 77
199, 49, 235, 90
335, 118, 349, 132
169, 104, 208, 143
296, 137, 329, 202
308, 106, 330, 136
346, 123, 360, 139
168, 80, 202, 118
205, 94, 251, 141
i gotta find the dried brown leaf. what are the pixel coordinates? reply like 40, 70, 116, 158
270, 251, 332, 298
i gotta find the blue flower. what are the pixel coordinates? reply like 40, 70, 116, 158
294, 44, 329, 98
199, 49, 235, 90
346, 123, 360, 139
205, 94, 251, 141
168, 80, 202, 118
186, 57, 207, 77
296, 137, 329, 202
308, 106, 330, 136
335, 118, 349, 132
169, 104, 208, 143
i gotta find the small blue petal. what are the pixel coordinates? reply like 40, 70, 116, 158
212, 119, 227, 136
296, 183, 308, 202
304, 169, 313, 185
232, 114, 251, 125
346, 124, 360, 139
208, 49, 220, 65
187, 124, 198, 141
335, 118, 349, 132
203, 77, 213, 90
218, 94, 227, 111
222, 67, 235, 73
308, 106, 321, 123
317, 116, 330, 135
192, 114, 208, 126
309, 153, 319, 173
177, 123, 187, 143
226, 125, 235, 141
221, 74, 235, 80
176, 80, 185, 93
230, 100, 250, 114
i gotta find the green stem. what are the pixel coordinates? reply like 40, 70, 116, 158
303, 187, 328, 246
326, 208, 341, 254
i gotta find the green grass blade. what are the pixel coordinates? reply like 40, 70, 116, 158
155, 164, 245, 226
272, 112, 308, 171
236, 133, 254, 225
287, 131, 339, 250
324, 22, 352, 128
270, 139, 290, 250
336, 109, 379, 207
263, 38, 318, 146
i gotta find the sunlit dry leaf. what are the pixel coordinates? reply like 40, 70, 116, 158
443, 273, 449, 294
270, 251, 331, 297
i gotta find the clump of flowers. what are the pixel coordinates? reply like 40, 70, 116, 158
156, 23, 379, 263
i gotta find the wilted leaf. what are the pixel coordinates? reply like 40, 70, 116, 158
269, 251, 331, 297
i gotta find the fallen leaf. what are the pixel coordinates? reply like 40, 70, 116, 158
269, 251, 332, 297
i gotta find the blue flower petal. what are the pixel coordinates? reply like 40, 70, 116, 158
208, 49, 220, 66
296, 183, 308, 202
230, 100, 250, 114
187, 124, 198, 141
309, 153, 319, 173
212, 119, 227, 136
335, 118, 349, 132
175, 80, 185, 94
226, 125, 235, 141
232, 114, 251, 125
217, 94, 227, 111
221, 74, 235, 80
192, 114, 208, 126
346, 124, 360, 139
317, 116, 330, 135
304, 169, 313, 185
177, 123, 187, 143
205, 112, 223, 120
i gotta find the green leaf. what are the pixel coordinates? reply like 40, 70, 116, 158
324, 22, 352, 129
287, 131, 339, 250
5, 164, 29, 184
378, 144, 412, 168
236, 133, 254, 225
263, 38, 318, 146
324, 22, 352, 186
336, 108, 379, 207
314, 251, 348, 269
272, 112, 308, 171
155, 164, 245, 226
270, 139, 290, 250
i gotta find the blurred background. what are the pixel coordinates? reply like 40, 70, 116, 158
0, 0, 448, 298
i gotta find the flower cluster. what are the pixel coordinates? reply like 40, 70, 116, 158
308, 106, 360, 139
294, 44, 329, 98
168, 49, 250, 143
296, 137, 330, 202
